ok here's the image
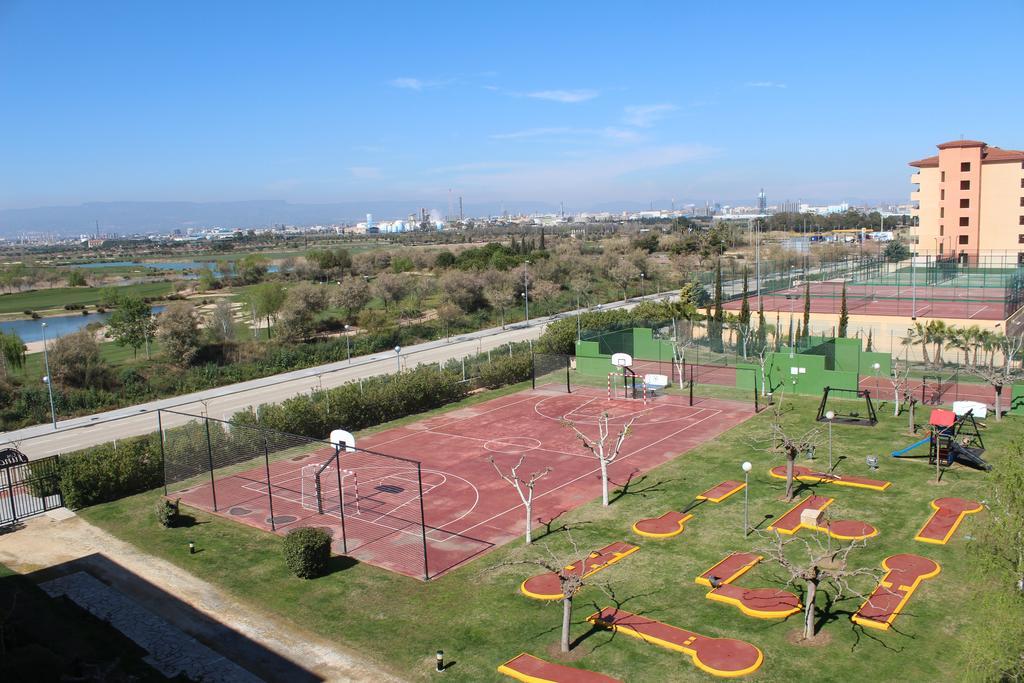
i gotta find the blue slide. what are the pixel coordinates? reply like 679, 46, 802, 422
891, 437, 930, 457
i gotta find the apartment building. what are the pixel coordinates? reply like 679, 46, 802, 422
909, 140, 1024, 263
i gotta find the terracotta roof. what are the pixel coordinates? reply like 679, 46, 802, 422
937, 140, 987, 149
982, 146, 1024, 163
909, 143, 1024, 168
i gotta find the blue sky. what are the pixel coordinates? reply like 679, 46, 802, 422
2, 1, 1023, 211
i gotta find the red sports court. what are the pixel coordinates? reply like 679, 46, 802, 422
173, 385, 753, 580
725, 281, 1008, 320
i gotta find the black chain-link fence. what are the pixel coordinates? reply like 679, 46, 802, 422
160, 409, 432, 579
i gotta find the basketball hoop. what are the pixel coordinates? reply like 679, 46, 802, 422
611, 352, 633, 368
330, 429, 355, 453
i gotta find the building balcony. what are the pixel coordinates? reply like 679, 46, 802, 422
910, 190, 921, 201
910, 172, 921, 185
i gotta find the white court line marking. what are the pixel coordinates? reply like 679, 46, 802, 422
366, 394, 540, 449
430, 407, 730, 543
968, 305, 990, 319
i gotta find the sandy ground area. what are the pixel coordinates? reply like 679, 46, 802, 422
0, 512, 404, 683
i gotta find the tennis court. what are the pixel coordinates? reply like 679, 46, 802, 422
172, 385, 753, 580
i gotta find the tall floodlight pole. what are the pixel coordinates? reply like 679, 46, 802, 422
344, 324, 351, 363
742, 461, 752, 536
576, 292, 582, 341
911, 254, 917, 320
41, 322, 57, 429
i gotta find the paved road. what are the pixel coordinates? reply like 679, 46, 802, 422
2, 292, 676, 459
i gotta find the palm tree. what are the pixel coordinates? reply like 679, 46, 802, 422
927, 320, 948, 368
912, 321, 931, 366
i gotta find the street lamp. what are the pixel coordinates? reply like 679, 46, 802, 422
825, 410, 835, 471
41, 322, 57, 429
741, 461, 752, 536
640, 272, 645, 299
872, 361, 881, 394
344, 324, 351, 363
394, 345, 401, 372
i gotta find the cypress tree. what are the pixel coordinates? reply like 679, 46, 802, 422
838, 283, 849, 338
710, 260, 724, 353
539, 227, 545, 250
739, 268, 751, 327
802, 281, 811, 341
866, 329, 873, 352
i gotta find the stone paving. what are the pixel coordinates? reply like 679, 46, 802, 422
41, 571, 263, 682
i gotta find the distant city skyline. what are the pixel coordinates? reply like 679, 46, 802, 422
2, 1, 1022, 212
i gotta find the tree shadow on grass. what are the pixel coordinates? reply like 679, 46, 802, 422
533, 511, 593, 543
609, 470, 674, 503
569, 589, 662, 652
170, 514, 207, 529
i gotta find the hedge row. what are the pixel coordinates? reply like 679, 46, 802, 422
49, 352, 535, 509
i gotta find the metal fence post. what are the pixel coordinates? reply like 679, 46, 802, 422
335, 454, 347, 554
531, 353, 537, 390
4, 466, 16, 523
204, 419, 218, 512
157, 410, 168, 496
262, 435, 276, 531
417, 462, 430, 580
565, 355, 571, 393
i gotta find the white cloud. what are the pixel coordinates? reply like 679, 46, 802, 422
745, 81, 787, 88
490, 127, 639, 142
624, 104, 677, 127
389, 77, 449, 91
349, 166, 382, 179
525, 89, 599, 103
446, 144, 716, 200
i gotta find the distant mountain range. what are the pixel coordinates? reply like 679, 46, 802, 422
0, 197, 895, 236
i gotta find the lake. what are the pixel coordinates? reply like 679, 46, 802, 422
1, 306, 166, 343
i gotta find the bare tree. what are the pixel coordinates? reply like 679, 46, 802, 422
562, 413, 635, 506
756, 530, 878, 639
971, 333, 1024, 421
489, 455, 552, 544
491, 532, 604, 653
887, 360, 911, 418
753, 401, 822, 501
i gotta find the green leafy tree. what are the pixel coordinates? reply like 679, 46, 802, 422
333, 276, 372, 320
0, 330, 26, 378
49, 329, 109, 388
237, 254, 269, 284
67, 270, 87, 287
247, 282, 286, 339
156, 303, 201, 366
107, 296, 154, 358
838, 283, 849, 337
277, 283, 329, 342
884, 240, 911, 262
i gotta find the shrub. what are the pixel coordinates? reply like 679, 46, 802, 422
478, 353, 533, 389
282, 526, 332, 578
56, 435, 162, 509
156, 497, 180, 527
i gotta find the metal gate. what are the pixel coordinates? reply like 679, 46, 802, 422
0, 450, 63, 526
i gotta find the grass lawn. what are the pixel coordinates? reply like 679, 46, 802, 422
0, 282, 174, 315
79, 391, 1016, 682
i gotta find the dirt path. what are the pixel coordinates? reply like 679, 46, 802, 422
0, 512, 405, 683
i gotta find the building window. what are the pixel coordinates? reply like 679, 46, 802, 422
960, 180, 970, 190
941, 171, 946, 182
1021, 216, 1024, 225
939, 243, 944, 254
960, 198, 970, 208
941, 189, 946, 200
958, 235, 969, 244
940, 207, 945, 218
939, 226, 944, 236
959, 217, 970, 227
961, 162, 971, 172
1020, 252, 1024, 265
1019, 234, 1024, 244
1020, 197, 1024, 207
1021, 178, 1024, 189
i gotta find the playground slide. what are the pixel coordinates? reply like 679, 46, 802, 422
948, 443, 992, 472
891, 437, 930, 458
